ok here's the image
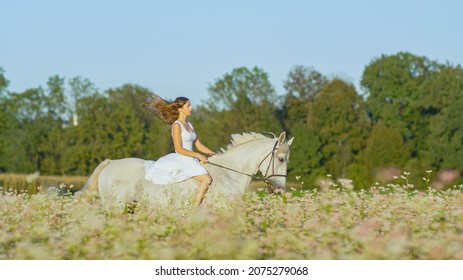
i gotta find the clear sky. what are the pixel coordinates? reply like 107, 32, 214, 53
1, 0, 462, 105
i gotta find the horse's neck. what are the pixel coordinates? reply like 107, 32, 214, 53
207, 139, 274, 194
213, 139, 274, 174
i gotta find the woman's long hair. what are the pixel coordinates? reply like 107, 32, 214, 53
143, 94, 189, 124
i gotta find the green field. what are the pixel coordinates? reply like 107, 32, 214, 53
1, 177, 462, 260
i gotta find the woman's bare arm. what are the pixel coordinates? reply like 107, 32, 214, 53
194, 138, 216, 156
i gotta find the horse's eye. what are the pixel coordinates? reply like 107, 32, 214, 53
278, 157, 284, 163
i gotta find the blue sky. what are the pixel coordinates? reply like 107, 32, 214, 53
1, 0, 462, 105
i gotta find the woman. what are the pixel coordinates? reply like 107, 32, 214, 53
143, 94, 215, 206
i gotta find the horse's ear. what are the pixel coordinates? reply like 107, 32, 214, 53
278, 131, 286, 145
287, 137, 294, 146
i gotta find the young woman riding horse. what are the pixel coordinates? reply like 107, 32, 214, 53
143, 95, 216, 206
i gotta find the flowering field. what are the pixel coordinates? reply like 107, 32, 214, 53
1, 180, 462, 260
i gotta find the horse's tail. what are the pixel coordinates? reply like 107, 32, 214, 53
79, 159, 111, 196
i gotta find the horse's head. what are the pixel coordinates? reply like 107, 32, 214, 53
258, 131, 294, 194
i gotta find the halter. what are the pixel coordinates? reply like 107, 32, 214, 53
206, 140, 287, 193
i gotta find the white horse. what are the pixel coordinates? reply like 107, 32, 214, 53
80, 131, 294, 211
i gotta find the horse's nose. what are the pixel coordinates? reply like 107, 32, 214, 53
275, 187, 285, 194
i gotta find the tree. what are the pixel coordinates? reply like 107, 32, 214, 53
106, 84, 170, 159
281, 66, 327, 183
0, 67, 10, 171
61, 93, 110, 174
285, 123, 324, 183
46, 75, 68, 121
361, 52, 439, 156
308, 79, 370, 178
61, 84, 172, 175
0, 67, 7, 94
360, 121, 409, 184
425, 83, 463, 170
39, 76, 70, 174
282, 65, 327, 130
68, 76, 97, 125
1, 87, 49, 172
196, 66, 282, 150
418, 64, 463, 170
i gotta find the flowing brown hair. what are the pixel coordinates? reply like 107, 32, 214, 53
143, 94, 189, 124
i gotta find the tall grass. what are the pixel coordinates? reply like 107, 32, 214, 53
1, 176, 462, 260
0, 173, 88, 194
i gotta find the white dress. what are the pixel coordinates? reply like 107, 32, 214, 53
144, 121, 208, 184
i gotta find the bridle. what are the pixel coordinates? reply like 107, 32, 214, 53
206, 140, 287, 193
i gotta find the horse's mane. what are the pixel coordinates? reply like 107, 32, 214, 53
215, 132, 272, 156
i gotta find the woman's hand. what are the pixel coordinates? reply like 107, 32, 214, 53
196, 153, 209, 164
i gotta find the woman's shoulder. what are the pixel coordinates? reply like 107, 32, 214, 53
171, 121, 182, 131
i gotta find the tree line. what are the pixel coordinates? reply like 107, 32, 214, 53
1, 52, 462, 189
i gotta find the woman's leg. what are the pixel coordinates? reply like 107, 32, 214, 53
193, 174, 212, 206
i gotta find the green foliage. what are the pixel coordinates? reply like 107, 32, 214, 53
365, 121, 409, 167
308, 79, 370, 178
286, 123, 324, 183
207, 66, 278, 110
282, 66, 327, 130
60, 94, 110, 174
1, 87, 50, 172
361, 54, 463, 187
61, 84, 172, 175
68, 76, 96, 114
361, 52, 440, 156
1, 54, 462, 190
40, 76, 68, 174
0, 68, 10, 171
46, 75, 68, 121
0, 76, 173, 175
0, 67, 8, 94
425, 96, 463, 170
196, 66, 282, 150
281, 66, 328, 183
359, 121, 410, 185
421, 65, 463, 170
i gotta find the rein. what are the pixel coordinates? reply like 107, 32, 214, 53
206, 140, 287, 193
